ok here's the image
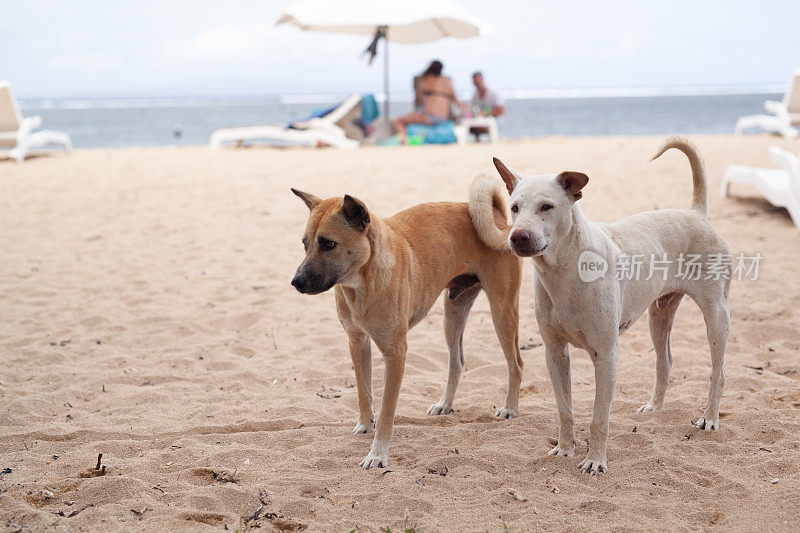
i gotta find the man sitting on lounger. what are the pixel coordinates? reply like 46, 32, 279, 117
392, 60, 464, 144
469, 71, 505, 141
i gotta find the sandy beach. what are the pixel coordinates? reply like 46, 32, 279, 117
1, 135, 799, 531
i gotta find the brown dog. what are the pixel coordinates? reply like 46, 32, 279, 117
290, 175, 522, 468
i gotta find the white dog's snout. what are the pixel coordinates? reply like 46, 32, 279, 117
508, 224, 547, 256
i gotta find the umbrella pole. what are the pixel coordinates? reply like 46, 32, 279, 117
383, 27, 390, 118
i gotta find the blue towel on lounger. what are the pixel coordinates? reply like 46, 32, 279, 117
360, 94, 380, 126
406, 121, 457, 144
286, 106, 336, 129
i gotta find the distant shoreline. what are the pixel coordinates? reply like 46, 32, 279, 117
17, 93, 780, 149
19, 84, 785, 110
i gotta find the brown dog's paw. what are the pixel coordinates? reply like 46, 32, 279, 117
427, 403, 453, 416
353, 421, 374, 434
694, 416, 719, 431
494, 406, 517, 419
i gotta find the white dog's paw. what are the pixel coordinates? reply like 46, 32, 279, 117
353, 421, 374, 434
636, 403, 660, 413
694, 416, 719, 431
578, 454, 608, 475
494, 406, 518, 419
358, 450, 388, 469
547, 444, 575, 457
426, 402, 453, 416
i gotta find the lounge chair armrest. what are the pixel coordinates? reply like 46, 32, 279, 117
764, 100, 786, 116
20, 116, 42, 133
769, 146, 800, 176
11, 116, 42, 150
771, 147, 800, 198
301, 119, 346, 136
768, 146, 787, 165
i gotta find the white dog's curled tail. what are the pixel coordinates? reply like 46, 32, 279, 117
650, 136, 708, 219
468, 172, 510, 250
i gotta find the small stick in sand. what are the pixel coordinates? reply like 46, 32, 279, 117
78, 453, 106, 478
270, 327, 278, 350
241, 489, 269, 526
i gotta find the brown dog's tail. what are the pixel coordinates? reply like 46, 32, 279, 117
468, 172, 510, 250
650, 136, 708, 219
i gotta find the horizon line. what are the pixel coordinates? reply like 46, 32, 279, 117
18, 83, 784, 110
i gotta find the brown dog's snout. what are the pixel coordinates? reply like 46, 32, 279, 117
291, 262, 316, 293
291, 264, 337, 295
291, 272, 308, 292
510, 230, 532, 248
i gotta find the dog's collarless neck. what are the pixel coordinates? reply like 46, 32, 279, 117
351, 220, 400, 299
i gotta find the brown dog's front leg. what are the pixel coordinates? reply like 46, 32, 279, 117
359, 338, 407, 469
336, 289, 374, 435
348, 332, 374, 434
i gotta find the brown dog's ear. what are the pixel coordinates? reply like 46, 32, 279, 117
341, 195, 370, 231
493, 157, 521, 195
291, 188, 322, 210
556, 171, 589, 201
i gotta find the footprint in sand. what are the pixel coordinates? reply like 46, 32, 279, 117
232, 312, 261, 330
187, 467, 239, 485
179, 512, 227, 526
300, 485, 330, 499
231, 345, 256, 358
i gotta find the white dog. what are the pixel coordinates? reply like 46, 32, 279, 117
489, 137, 731, 474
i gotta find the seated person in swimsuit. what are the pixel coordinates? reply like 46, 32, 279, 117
392, 60, 463, 144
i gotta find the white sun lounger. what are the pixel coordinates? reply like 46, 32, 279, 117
209, 94, 362, 150
0, 81, 72, 162
722, 146, 800, 230
735, 70, 800, 139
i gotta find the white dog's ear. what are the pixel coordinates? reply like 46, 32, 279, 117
556, 171, 589, 201
291, 188, 322, 210
493, 157, 522, 195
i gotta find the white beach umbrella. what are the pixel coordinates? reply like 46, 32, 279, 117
276, 0, 492, 116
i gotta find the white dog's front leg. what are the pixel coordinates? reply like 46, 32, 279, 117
544, 340, 575, 457
579, 345, 618, 475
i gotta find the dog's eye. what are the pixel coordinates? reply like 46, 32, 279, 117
317, 236, 337, 250
541, 204, 553, 212
510, 204, 518, 213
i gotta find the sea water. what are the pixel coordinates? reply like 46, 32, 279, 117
18, 93, 778, 149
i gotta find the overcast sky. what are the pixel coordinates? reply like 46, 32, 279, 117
3, 1, 799, 99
